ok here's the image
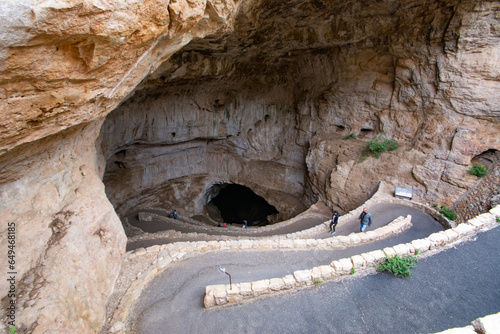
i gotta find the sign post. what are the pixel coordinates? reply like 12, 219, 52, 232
219, 266, 232, 290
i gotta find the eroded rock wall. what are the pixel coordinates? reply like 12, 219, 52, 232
102, 0, 500, 216
0, 0, 236, 332
0, 120, 126, 333
99, 85, 307, 220
0, 0, 236, 155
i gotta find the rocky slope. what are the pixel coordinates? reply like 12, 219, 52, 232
0, 0, 499, 332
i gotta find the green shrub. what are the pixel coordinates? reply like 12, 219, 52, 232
350, 267, 355, 275
469, 163, 488, 177
439, 205, 456, 221
377, 255, 418, 278
364, 136, 399, 158
314, 279, 323, 285
496, 216, 500, 223
343, 133, 357, 140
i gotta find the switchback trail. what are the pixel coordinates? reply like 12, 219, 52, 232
124, 205, 500, 334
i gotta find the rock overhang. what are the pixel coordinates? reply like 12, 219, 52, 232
99, 0, 500, 218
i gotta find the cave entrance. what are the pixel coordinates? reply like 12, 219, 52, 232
471, 149, 500, 167
206, 183, 279, 226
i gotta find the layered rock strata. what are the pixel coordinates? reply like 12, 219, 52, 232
0, 0, 499, 333
1, 0, 236, 332
101, 0, 500, 222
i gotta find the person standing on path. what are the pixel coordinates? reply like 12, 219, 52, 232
357, 208, 372, 232
329, 210, 339, 234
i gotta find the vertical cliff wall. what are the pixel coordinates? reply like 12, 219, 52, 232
0, 0, 236, 332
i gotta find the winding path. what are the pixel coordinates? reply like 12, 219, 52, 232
126, 213, 327, 251
123, 203, 500, 333
128, 203, 437, 250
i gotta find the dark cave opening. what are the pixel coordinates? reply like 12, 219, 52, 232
207, 184, 279, 226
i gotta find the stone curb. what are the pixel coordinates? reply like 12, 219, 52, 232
129, 204, 329, 242
132, 211, 327, 239
433, 312, 500, 333
202, 209, 498, 309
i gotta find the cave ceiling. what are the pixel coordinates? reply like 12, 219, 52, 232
136, 0, 458, 96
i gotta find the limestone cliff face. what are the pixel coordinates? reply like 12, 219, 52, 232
0, 0, 235, 156
99, 83, 307, 221
1, 121, 125, 333
0, 0, 236, 332
102, 0, 500, 218
1, 0, 499, 332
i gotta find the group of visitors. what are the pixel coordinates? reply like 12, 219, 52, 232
171, 207, 373, 234
329, 207, 372, 234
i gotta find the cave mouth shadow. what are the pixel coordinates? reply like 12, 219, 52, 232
206, 183, 279, 226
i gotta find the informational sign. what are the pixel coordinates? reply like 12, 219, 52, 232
395, 187, 413, 200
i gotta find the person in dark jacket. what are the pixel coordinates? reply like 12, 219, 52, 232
329, 210, 339, 234
357, 208, 372, 232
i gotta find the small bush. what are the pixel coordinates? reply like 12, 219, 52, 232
343, 133, 357, 140
469, 163, 488, 177
496, 216, 500, 223
439, 205, 456, 221
364, 136, 399, 158
350, 267, 355, 275
377, 255, 418, 278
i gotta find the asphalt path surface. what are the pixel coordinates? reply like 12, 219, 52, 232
126, 215, 327, 251
127, 203, 435, 250
125, 204, 500, 333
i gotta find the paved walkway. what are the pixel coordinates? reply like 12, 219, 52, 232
127, 203, 434, 250
135, 226, 499, 334
122, 204, 500, 334
126, 214, 325, 251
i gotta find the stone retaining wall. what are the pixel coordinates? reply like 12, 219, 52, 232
452, 161, 500, 224
106, 181, 498, 333
203, 207, 499, 309
288, 181, 455, 239
134, 211, 327, 238
131, 202, 329, 239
